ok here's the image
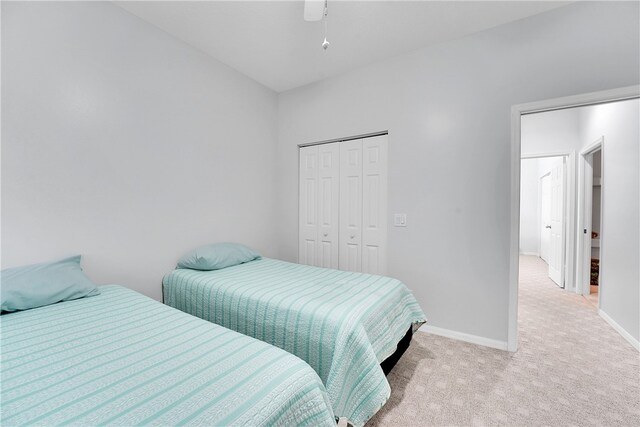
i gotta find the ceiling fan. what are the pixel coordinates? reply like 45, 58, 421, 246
304, 0, 330, 50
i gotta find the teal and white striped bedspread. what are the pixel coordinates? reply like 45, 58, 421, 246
163, 258, 427, 426
1, 285, 335, 427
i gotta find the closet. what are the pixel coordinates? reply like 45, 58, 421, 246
298, 134, 388, 275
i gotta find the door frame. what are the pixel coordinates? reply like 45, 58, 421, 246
521, 152, 573, 289
577, 138, 604, 301
508, 85, 639, 352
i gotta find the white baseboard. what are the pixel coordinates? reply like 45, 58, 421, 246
519, 252, 539, 256
418, 324, 508, 351
599, 309, 640, 351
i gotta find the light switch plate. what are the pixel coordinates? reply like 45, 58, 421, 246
394, 213, 407, 227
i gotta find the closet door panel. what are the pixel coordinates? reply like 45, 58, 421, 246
362, 135, 388, 275
299, 146, 319, 266
364, 246, 380, 273
317, 143, 340, 268
339, 139, 363, 272
346, 243, 360, 272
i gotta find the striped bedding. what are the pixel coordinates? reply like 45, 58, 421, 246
163, 258, 427, 426
1, 285, 336, 427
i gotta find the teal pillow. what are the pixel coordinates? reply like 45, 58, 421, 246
177, 242, 261, 271
1, 255, 100, 313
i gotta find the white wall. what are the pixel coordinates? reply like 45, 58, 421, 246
578, 99, 639, 342
276, 1, 640, 344
519, 158, 540, 255
1, 1, 279, 301
521, 109, 580, 155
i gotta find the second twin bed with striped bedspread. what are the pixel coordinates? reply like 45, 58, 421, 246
164, 257, 427, 426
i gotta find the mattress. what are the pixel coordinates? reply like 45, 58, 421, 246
163, 258, 427, 426
1, 285, 335, 427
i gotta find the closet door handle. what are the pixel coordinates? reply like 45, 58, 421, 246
323, 232, 328, 237
350, 234, 355, 239
545, 225, 552, 229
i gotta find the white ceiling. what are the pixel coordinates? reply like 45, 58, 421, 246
115, 1, 572, 92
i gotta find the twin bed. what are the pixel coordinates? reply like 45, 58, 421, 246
1, 286, 336, 426
163, 257, 426, 426
1, 249, 425, 426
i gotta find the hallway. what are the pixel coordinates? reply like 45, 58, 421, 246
368, 255, 639, 426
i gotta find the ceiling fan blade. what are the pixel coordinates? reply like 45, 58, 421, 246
304, 0, 325, 22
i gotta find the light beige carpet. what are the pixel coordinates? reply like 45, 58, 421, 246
367, 255, 639, 426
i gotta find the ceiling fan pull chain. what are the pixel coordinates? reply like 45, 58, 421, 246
322, 1, 330, 50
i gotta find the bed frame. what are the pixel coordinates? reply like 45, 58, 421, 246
381, 326, 413, 375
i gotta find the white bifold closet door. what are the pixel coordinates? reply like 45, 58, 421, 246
339, 140, 364, 272
317, 143, 340, 268
299, 135, 387, 275
299, 146, 319, 266
298, 143, 340, 268
361, 135, 388, 275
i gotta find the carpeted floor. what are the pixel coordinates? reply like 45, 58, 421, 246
367, 255, 639, 426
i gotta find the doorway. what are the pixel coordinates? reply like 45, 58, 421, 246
579, 141, 604, 308
508, 85, 640, 352
519, 155, 568, 288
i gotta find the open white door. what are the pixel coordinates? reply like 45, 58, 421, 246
548, 158, 565, 287
540, 173, 551, 263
